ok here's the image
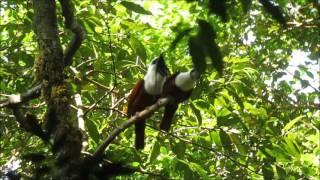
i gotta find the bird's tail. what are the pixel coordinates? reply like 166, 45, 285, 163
135, 119, 146, 149
159, 104, 178, 132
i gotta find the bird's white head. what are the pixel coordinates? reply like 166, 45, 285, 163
175, 69, 200, 91
144, 54, 169, 95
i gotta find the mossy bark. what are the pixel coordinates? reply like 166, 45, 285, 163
33, 0, 82, 178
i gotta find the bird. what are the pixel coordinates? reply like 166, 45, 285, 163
127, 54, 169, 149
159, 69, 200, 132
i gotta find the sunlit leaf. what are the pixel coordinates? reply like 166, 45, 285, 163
121, 1, 152, 15
148, 140, 160, 162
282, 115, 304, 134
129, 37, 147, 61
170, 28, 192, 50
94, 26, 103, 33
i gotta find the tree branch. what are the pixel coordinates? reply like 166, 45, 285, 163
74, 93, 85, 131
85, 78, 119, 94
58, 0, 86, 66
0, 85, 41, 108
83, 87, 115, 117
93, 97, 174, 159
11, 108, 48, 142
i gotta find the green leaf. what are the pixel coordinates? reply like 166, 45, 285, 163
131, 162, 140, 167
94, 26, 103, 33
148, 140, 160, 162
239, 0, 252, 13
121, 1, 152, 15
276, 166, 286, 179
193, 99, 210, 111
210, 131, 222, 148
129, 37, 147, 61
262, 165, 274, 180
306, 71, 314, 78
86, 119, 100, 143
187, 162, 209, 179
282, 116, 304, 134
294, 70, 300, 78
81, 20, 94, 34
178, 160, 209, 179
170, 28, 192, 50
229, 133, 248, 155
190, 103, 202, 126
217, 115, 240, 127
284, 134, 301, 156
160, 146, 168, 155
227, 87, 244, 109
217, 108, 231, 117
300, 80, 309, 88
172, 141, 186, 158
219, 130, 232, 151
18, 60, 26, 67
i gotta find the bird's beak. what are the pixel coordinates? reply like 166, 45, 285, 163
155, 54, 169, 76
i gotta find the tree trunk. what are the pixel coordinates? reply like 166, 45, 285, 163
33, 0, 82, 178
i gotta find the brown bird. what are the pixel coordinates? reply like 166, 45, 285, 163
160, 69, 200, 131
127, 54, 169, 149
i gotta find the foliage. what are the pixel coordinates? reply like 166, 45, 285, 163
0, 0, 319, 179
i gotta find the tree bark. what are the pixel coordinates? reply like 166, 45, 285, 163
32, 0, 82, 178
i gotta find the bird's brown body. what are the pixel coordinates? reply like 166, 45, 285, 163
127, 80, 159, 149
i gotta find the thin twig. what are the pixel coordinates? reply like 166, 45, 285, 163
85, 78, 119, 94
83, 87, 115, 117
93, 97, 174, 159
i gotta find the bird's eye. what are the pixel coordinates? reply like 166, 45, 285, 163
151, 60, 156, 64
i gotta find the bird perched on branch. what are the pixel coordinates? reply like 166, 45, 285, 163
159, 69, 200, 131
127, 54, 169, 149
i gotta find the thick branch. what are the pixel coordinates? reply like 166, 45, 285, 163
0, 85, 41, 108
11, 108, 48, 142
58, 0, 86, 66
93, 97, 174, 159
